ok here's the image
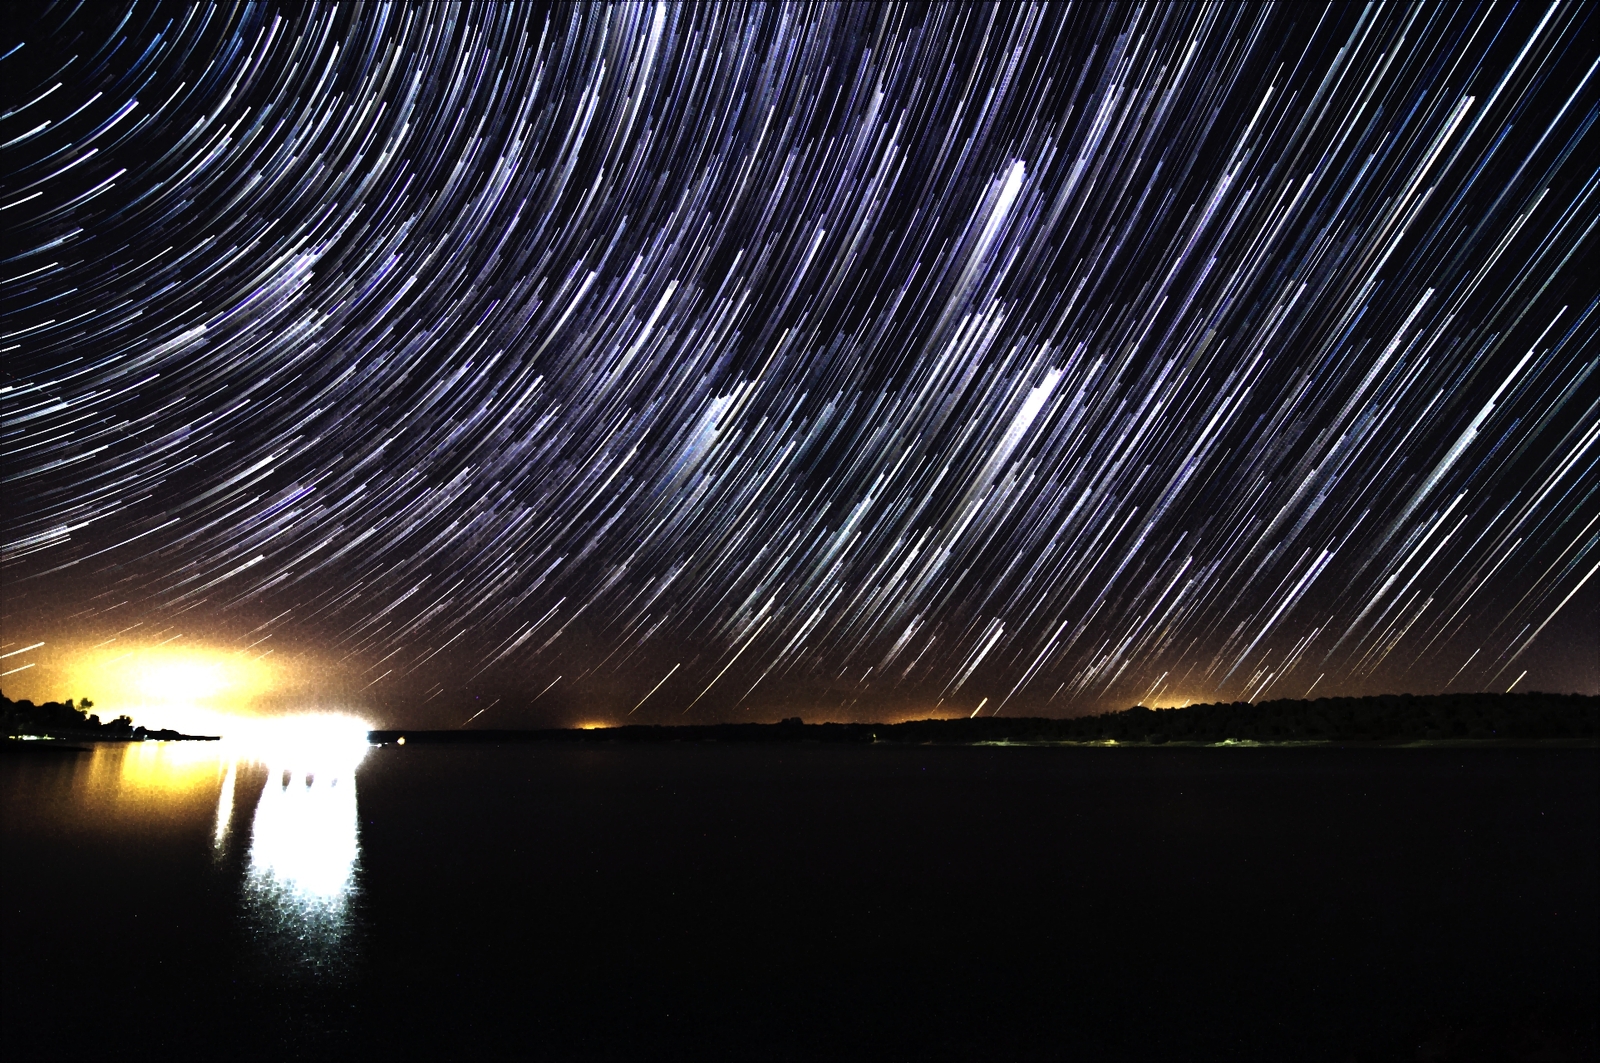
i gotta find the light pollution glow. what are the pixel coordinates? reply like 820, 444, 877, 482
2, 638, 376, 740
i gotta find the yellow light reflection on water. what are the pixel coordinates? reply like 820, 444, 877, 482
135, 713, 373, 930
8, 712, 371, 853
8, 712, 372, 973
114, 738, 230, 798
52, 741, 234, 832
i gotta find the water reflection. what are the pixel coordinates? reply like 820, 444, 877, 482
5, 713, 372, 979
3, 716, 372, 1055
247, 762, 360, 902
214, 759, 237, 849
237, 717, 369, 905
220, 715, 371, 977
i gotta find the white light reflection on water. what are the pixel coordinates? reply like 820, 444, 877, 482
208, 714, 372, 976
214, 759, 237, 849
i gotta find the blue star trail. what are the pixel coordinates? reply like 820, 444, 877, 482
3, 2, 1596, 721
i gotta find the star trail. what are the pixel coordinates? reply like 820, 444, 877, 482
3, 2, 1596, 724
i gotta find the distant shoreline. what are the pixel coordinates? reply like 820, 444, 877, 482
2, 730, 220, 749
368, 729, 1597, 749
3, 692, 219, 743
371, 692, 1597, 747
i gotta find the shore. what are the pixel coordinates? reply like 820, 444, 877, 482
370, 692, 1598, 747
3, 729, 220, 746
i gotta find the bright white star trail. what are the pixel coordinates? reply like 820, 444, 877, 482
3, 2, 1596, 723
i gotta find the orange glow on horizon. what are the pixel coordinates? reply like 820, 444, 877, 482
54, 641, 294, 736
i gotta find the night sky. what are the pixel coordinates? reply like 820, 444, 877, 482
3, 2, 1596, 726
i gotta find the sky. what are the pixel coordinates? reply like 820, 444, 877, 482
2, 1, 1596, 728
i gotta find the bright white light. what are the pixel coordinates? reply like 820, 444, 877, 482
247, 762, 361, 903
237, 713, 372, 910
213, 760, 237, 850
227, 713, 373, 776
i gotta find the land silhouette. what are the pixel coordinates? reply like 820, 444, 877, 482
8, 689, 1590, 747
1, 692, 216, 744
372, 691, 1597, 746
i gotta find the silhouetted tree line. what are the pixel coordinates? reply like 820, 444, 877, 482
881, 691, 1598, 744
370, 692, 1596, 746
2, 691, 195, 740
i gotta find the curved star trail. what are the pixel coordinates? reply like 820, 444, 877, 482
3, 2, 1596, 722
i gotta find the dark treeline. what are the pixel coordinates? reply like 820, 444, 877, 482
887, 691, 1599, 744
1, 692, 211, 741
374, 691, 1597, 746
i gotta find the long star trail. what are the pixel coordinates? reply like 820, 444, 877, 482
2, 2, 1596, 721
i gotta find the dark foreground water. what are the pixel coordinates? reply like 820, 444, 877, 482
4, 742, 1596, 1061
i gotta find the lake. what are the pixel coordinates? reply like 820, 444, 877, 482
4, 740, 1596, 1060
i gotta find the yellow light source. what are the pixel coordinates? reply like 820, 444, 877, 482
137, 659, 228, 701
62, 641, 289, 736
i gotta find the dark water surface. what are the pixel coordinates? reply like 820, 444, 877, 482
4, 742, 1596, 1060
